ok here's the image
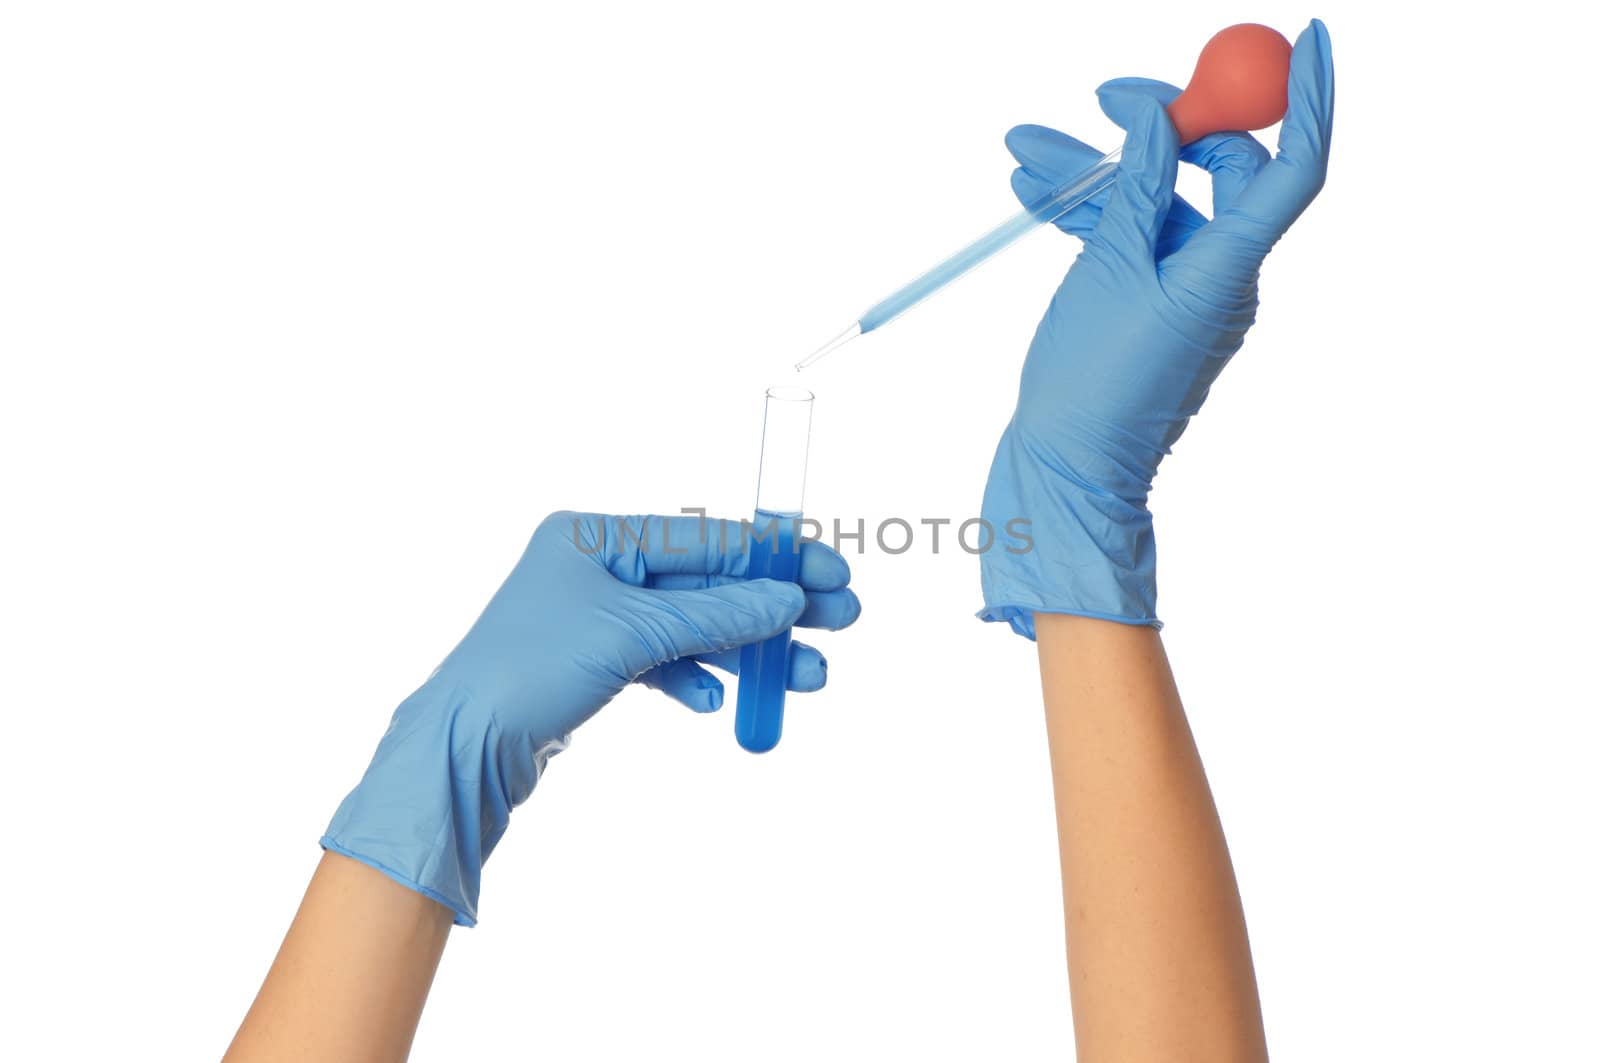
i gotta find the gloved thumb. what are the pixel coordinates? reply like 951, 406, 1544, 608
631, 580, 806, 664
1091, 85, 1179, 267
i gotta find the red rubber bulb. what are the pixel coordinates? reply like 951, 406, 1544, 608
1166, 24, 1292, 145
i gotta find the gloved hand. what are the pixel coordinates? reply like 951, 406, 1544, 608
980, 20, 1334, 637
323, 511, 861, 925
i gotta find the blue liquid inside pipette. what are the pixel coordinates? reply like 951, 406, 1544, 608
797, 150, 1123, 370
857, 206, 1047, 333
735, 509, 801, 753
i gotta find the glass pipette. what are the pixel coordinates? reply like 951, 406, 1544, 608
796, 22, 1295, 371
796, 151, 1122, 370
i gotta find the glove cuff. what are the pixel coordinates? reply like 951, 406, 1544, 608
979, 424, 1161, 639
321, 681, 565, 927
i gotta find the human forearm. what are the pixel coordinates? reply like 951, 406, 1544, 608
1035, 612, 1265, 1062
223, 852, 453, 1063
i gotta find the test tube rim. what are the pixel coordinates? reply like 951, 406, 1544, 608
755, 385, 813, 517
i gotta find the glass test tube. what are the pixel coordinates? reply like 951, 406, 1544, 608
735, 386, 814, 753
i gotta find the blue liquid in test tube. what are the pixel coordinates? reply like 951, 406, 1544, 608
734, 387, 814, 753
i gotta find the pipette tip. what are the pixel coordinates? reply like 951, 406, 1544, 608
795, 322, 863, 371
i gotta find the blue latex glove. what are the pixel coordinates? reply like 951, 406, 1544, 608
980, 20, 1334, 637
324, 511, 861, 925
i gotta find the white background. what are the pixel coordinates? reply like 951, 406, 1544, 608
2, 1, 1596, 1059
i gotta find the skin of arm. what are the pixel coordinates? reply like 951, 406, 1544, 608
223, 851, 453, 1063
1035, 612, 1266, 1063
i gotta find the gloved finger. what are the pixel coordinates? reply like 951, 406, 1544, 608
1095, 77, 1269, 236
1006, 123, 1208, 245
638, 658, 725, 713
695, 641, 829, 693
1094, 80, 1241, 220
786, 642, 828, 692
1184, 130, 1271, 215
1006, 123, 1103, 180
588, 514, 741, 582
1089, 87, 1179, 267
1209, 19, 1334, 242
631, 580, 806, 663
646, 572, 858, 629
1006, 125, 1109, 239
1014, 165, 1203, 259
645, 543, 850, 595
618, 514, 852, 592
646, 574, 859, 630
797, 587, 861, 631
766, 537, 852, 591
1012, 166, 1096, 239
